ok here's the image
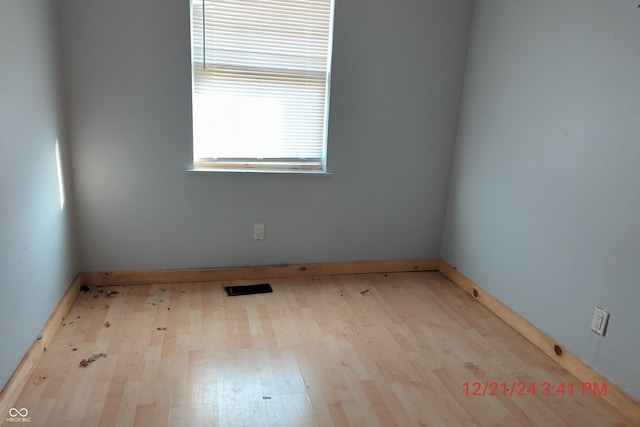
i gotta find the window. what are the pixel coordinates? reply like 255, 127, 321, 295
190, 0, 335, 172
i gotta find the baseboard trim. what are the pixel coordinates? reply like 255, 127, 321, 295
438, 260, 640, 425
0, 274, 83, 418
82, 259, 441, 286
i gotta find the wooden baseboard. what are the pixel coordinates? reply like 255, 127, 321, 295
82, 259, 440, 286
0, 274, 83, 417
438, 260, 640, 425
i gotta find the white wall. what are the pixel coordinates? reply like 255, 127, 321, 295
0, 0, 78, 390
58, 0, 475, 272
443, 0, 640, 400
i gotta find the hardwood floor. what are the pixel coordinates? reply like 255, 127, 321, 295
3, 272, 634, 426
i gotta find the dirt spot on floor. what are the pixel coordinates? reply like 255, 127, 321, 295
80, 353, 107, 367
464, 361, 483, 378
32, 375, 47, 385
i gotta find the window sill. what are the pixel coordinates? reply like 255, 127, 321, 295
187, 168, 333, 176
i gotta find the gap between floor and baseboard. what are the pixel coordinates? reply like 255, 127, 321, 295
1, 258, 638, 425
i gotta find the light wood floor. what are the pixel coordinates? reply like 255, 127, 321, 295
3, 272, 634, 426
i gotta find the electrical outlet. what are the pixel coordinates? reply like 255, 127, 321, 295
253, 223, 264, 240
591, 307, 609, 336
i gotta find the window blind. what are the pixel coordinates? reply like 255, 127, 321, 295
191, 0, 334, 170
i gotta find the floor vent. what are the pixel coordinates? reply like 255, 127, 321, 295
224, 283, 273, 296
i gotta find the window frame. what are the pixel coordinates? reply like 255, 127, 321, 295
188, 0, 335, 174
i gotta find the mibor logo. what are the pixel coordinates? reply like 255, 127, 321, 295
8, 409, 28, 418
6, 407, 31, 423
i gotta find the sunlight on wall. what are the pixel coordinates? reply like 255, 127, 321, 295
55, 140, 65, 210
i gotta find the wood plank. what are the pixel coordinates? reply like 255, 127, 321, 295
438, 260, 640, 426
81, 259, 440, 286
0, 274, 82, 419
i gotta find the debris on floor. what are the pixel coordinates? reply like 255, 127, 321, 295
360, 289, 371, 295
104, 321, 110, 328
72, 348, 77, 351
464, 361, 482, 378
35, 336, 42, 341
80, 284, 90, 293
106, 290, 119, 298
79, 353, 107, 367
156, 327, 166, 331
262, 396, 271, 400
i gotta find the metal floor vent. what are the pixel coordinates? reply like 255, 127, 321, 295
224, 283, 273, 296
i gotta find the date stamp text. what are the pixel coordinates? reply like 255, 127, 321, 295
463, 381, 608, 397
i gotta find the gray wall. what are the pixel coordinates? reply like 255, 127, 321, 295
58, 0, 475, 272
443, 0, 640, 400
0, 0, 78, 390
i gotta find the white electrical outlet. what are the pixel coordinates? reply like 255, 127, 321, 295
591, 307, 609, 336
253, 223, 264, 240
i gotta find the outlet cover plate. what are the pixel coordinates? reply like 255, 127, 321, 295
253, 223, 264, 240
591, 307, 609, 336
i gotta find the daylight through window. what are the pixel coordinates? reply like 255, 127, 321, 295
190, 0, 334, 171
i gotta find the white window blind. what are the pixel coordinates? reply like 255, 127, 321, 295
191, 0, 334, 171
